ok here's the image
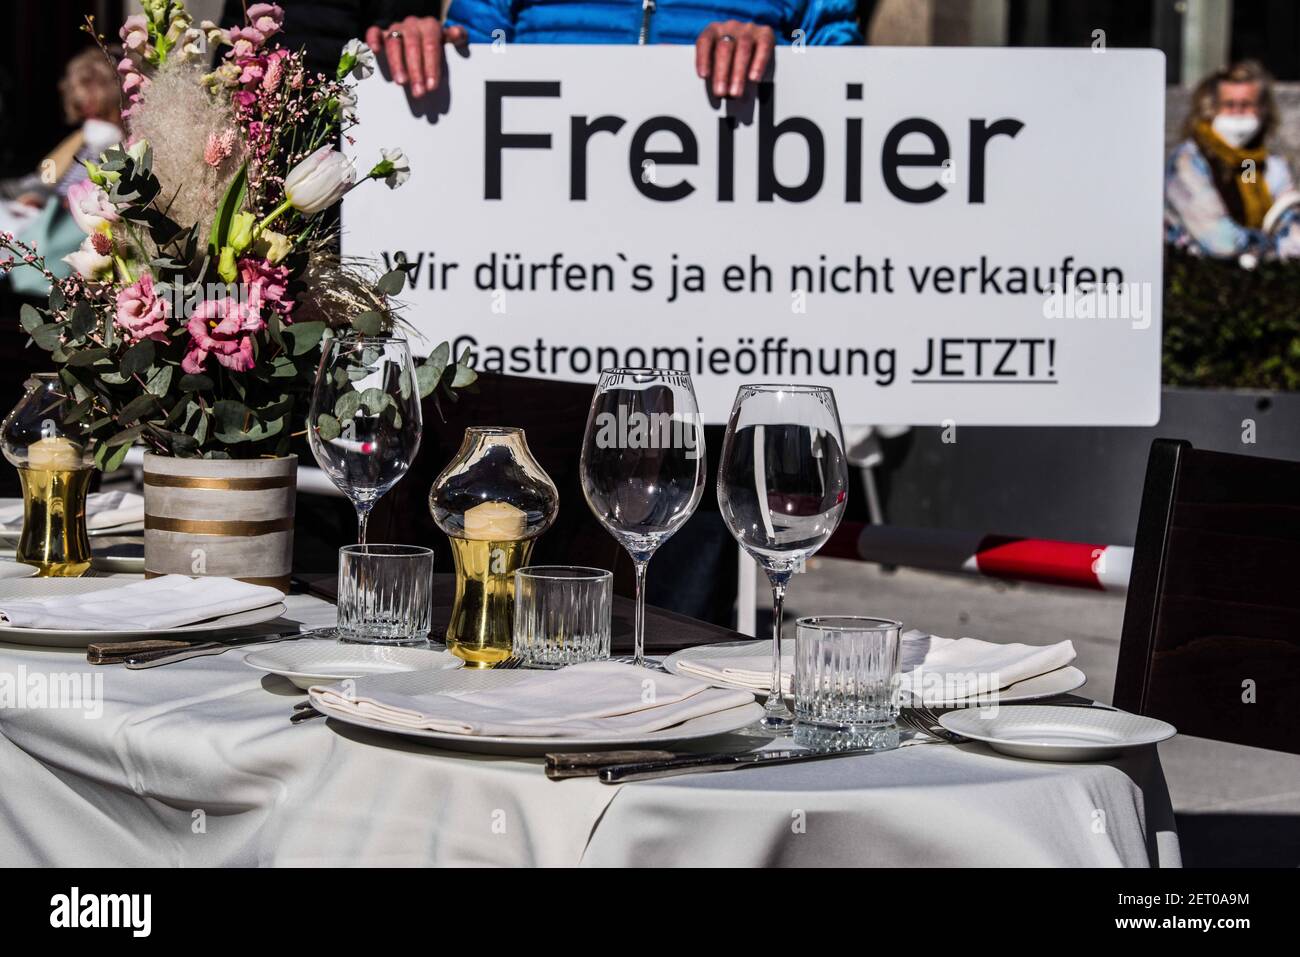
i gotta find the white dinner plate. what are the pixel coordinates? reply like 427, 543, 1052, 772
246, 639, 464, 689
0, 578, 288, 647
662, 640, 1087, 706
309, 668, 765, 756
90, 542, 146, 574
938, 705, 1176, 761
0, 561, 38, 579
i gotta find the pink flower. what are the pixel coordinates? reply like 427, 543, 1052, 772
115, 273, 170, 342
237, 56, 266, 85
120, 14, 149, 51
247, 4, 285, 37
183, 296, 265, 374
204, 129, 236, 168
230, 26, 266, 58
238, 257, 294, 319
263, 52, 285, 91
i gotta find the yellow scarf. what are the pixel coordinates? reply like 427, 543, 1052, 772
1193, 120, 1272, 229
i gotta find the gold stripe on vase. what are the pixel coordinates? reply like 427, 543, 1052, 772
144, 515, 295, 536
145, 570, 292, 591
143, 473, 295, 491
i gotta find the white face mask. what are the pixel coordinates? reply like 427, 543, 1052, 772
1212, 113, 1260, 149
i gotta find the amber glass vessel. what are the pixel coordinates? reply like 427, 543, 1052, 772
1, 374, 95, 576
429, 428, 559, 666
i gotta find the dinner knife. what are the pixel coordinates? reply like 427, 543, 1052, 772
597, 746, 878, 783
122, 628, 333, 669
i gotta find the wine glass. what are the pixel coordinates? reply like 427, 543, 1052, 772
718, 384, 849, 733
580, 369, 706, 667
308, 333, 423, 544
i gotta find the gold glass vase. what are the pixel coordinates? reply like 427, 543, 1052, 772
429, 427, 559, 667
1, 374, 96, 576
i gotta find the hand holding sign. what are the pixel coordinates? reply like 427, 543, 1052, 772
365, 16, 468, 97
695, 21, 776, 99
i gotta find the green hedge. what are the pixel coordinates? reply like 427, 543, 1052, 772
1164, 247, 1300, 391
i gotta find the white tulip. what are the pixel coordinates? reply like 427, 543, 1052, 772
283, 147, 356, 215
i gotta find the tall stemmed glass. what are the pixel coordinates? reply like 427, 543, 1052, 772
718, 385, 849, 733
580, 369, 706, 667
308, 333, 423, 544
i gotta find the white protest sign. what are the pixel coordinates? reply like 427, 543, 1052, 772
343, 45, 1164, 425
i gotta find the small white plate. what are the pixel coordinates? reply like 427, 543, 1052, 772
246, 640, 464, 689
0, 578, 287, 647
939, 705, 1176, 761
309, 668, 764, 756
91, 542, 146, 574
0, 561, 38, 579
662, 640, 1086, 706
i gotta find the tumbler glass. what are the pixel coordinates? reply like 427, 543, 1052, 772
513, 565, 613, 667
794, 616, 902, 750
336, 544, 434, 644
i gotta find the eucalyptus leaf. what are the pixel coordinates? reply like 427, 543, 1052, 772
315, 413, 341, 441
212, 399, 251, 433
179, 373, 213, 392
120, 339, 156, 378
351, 311, 385, 335
68, 303, 96, 339
284, 321, 326, 356
146, 364, 173, 396
376, 269, 408, 297
118, 393, 159, 423
358, 387, 393, 416
104, 425, 143, 448
451, 363, 478, 388
334, 390, 363, 420
19, 304, 44, 333
66, 348, 110, 367
415, 363, 441, 398
31, 325, 62, 350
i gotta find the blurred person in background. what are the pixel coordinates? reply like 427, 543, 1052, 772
0, 47, 124, 293
1165, 59, 1300, 263
369, 0, 861, 100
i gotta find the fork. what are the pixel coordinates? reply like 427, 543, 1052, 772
898, 707, 968, 743
492, 655, 526, 670
291, 700, 324, 723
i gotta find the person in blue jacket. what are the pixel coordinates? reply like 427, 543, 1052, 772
364, 1, 862, 101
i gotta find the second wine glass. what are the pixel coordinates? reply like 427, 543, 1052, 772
718, 384, 849, 733
580, 369, 706, 667
308, 333, 423, 544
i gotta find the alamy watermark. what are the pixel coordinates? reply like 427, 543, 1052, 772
592, 404, 702, 460
0, 666, 102, 718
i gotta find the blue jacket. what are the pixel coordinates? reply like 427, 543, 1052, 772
446, 0, 862, 46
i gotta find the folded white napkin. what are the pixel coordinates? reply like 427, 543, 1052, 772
675, 631, 1076, 702
310, 661, 756, 738
0, 490, 145, 532
897, 630, 1076, 701
0, 575, 284, 631
676, 651, 794, 695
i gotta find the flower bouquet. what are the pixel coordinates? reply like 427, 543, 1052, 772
1, 0, 474, 473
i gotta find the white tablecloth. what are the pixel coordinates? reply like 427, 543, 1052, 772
0, 593, 1180, 867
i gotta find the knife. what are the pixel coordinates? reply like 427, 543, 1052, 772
597, 746, 878, 783
545, 750, 681, 780
123, 628, 333, 669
